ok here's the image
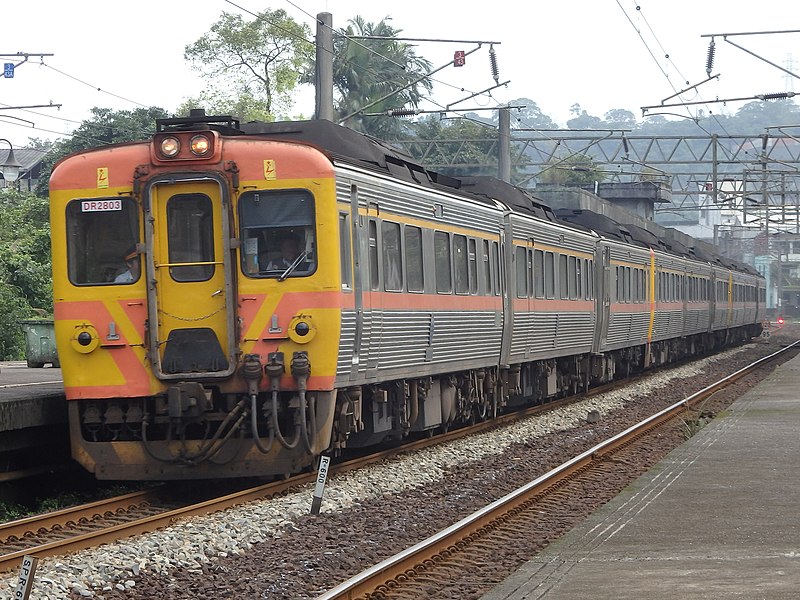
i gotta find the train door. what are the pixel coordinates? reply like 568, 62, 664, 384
144, 177, 237, 379
595, 245, 611, 349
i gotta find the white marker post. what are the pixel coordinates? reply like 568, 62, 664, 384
310, 455, 331, 514
14, 555, 38, 599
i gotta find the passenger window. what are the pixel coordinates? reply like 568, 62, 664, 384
482, 240, 491, 295
515, 245, 527, 298
434, 231, 452, 293
382, 221, 402, 292
544, 252, 555, 299
405, 225, 424, 292
454, 234, 469, 294
339, 213, 352, 289
368, 220, 379, 291
468, 238, 478, 295
534, 249, 545, 298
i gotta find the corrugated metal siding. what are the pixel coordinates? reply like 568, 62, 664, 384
337, 309, 503, 382
606, 312, 650, 347
509, 311, 594, 358
684, 308, 711, 333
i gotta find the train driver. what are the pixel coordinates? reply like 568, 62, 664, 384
114, 247, 140, 283
267, 234, 304, 270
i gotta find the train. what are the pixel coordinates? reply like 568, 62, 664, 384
48, 110, 765, 480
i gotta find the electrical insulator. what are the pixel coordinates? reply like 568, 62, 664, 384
758, 92, 791, 101
489, 45, 500, 84
705, 39, 715, 77
387, 108, 417, 117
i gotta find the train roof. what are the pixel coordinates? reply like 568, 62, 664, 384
457, 176, 558, 222
235, 118, 563, 223
553, 208, 642, 247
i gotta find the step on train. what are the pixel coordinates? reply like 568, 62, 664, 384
48, 111, 765, 479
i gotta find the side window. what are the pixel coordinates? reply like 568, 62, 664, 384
65, 197, 140, 285
405, 225, 424, 292
434, 231, 452, 293
534, 249, 545, 298
339, 213, 352, 289
453, 234, 469, 294
491, 241, 500, 296
515, 245, 527, 298
382, 221, 402, 292
544, 251, 555, 299
568, 255, 577, 300
559, 254, 568, 299
368, 219, 379, 291
468, 238, 478, 295
482, 239, 491, 295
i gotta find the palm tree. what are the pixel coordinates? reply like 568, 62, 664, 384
333, 16, 433, 139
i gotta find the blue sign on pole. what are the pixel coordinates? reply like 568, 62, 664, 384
3, 63, 14, 78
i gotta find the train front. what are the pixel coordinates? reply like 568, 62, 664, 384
49, 114, 342, 479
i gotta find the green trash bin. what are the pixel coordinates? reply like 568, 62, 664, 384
18, 319, 60, 368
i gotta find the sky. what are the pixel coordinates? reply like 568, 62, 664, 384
1, 0, 798, 149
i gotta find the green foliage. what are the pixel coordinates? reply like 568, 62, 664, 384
497, 98, 557, 130
331, 16, 433, 139
406, 116, 502, 178
537, 153, 606, 185
184, 9, 314, 119
0, 190, 52, 359
36, 106, 172, 196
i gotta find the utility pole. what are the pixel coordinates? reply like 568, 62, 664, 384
498, 106, 511, 183
315, 13, 334, 122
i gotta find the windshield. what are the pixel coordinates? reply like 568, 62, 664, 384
239, 189, 316, 279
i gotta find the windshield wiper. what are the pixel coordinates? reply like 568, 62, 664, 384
278, 251, 309, 282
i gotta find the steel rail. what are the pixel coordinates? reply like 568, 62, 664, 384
2, 343, 790, 576
316, 340, 800, 600
0, 489, 161, 540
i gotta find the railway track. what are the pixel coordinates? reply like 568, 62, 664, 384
0, 342, 790, 582
315, 341, 800, 600
0, 366, 648, 574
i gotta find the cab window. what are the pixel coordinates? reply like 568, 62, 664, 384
65, 197, 140, 285
239, 190, 316, 278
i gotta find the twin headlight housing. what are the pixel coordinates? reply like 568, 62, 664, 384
154, 133, 216, 161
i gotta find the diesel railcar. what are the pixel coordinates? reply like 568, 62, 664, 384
49, 111, 764, 480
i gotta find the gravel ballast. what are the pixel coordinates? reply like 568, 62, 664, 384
0, 332, 794, 599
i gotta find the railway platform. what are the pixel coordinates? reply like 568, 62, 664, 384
0, 361, 65, 431
0, 362, 66, 471
481, 350, 800, 600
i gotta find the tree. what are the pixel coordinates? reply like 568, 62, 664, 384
407, 116, 502, 178
566, 108, 604, 130
331, 16, 433, 139
603, 108, 637, 130
496, 98, 557, 130
536, 152, 606, 185
0, 190, 52, 359
36, 106, 171, 196
184, 9, 314, 120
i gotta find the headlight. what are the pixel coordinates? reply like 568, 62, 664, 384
190, 134, 211, 156
160, 136, 180, 158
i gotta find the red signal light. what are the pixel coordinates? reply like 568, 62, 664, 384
777, 317, 784, 325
